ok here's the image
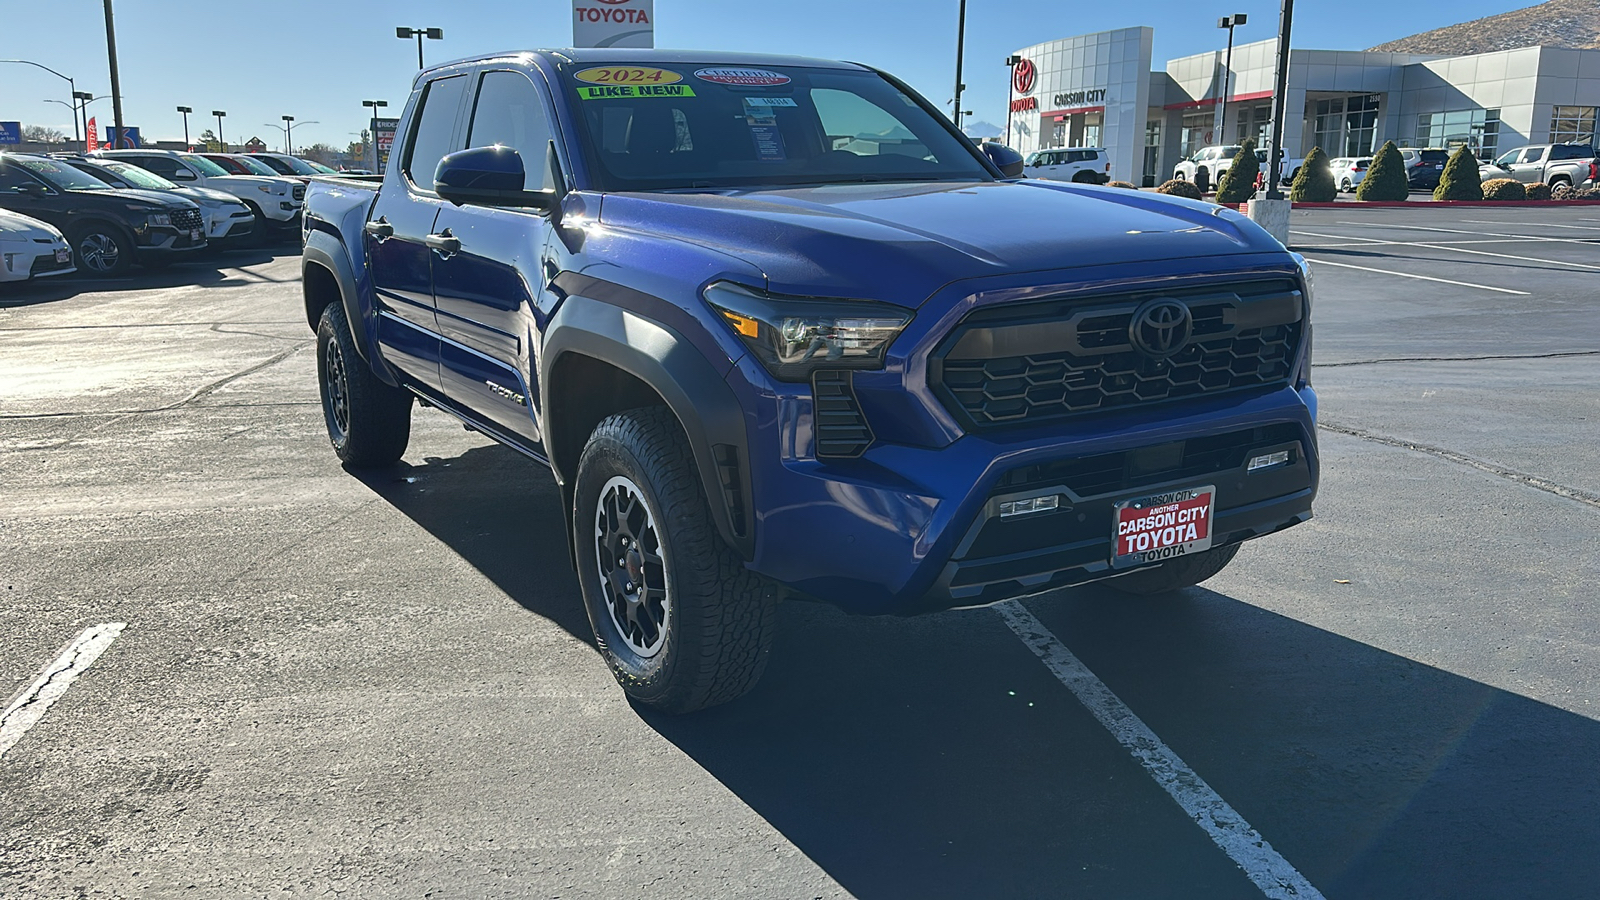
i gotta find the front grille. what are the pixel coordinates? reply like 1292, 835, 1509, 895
931, 280, 1304, 430
291, 184, 306, 201
30, 253, 70, 276
170, 208, 204, 231
812, 369, 873, 458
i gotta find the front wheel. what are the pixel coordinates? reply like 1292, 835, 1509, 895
67, 223, 132, 277
316, 302, 412, 466
1341, 178, 1354, 192
1106, 544, 1240, 595
575, 406, 776, 714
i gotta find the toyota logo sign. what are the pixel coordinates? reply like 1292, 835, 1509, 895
1129, 299, 1193, 358
1013, 59, 1036, 94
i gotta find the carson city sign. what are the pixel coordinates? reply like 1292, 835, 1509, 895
1010, 84, 1110, 114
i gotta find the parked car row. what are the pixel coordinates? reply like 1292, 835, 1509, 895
1173, 144, 1303, 191
1480, 142, 1600, 189
0, 148, 326, 279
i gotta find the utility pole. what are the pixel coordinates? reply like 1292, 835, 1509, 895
1005, 55, 1021, 147
951, 0, 967, 127
213, 110, 227, 152
177, 106, 192, 148
363, 99, 387, 172
103, 0, 126, 148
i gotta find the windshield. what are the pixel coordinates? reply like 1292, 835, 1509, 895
102, 161, 177, 190
180, 154, 231, 177
307, 160, 337, 173
14, 157, 117, 191
231, 155, 279, 176
559, 63, 991, 191
250, 155, 295, 175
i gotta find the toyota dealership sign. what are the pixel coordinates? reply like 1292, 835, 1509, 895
573, 0, 654, 48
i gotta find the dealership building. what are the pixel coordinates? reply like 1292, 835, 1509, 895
1006, 26, 1600, 185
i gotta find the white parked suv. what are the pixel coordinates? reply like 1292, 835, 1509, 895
1329, 157, 1373, 193
1023, 147, 1111, 184
93, 149, 303, 237
1172, 145, 1242, 192
0, 208, 74, 283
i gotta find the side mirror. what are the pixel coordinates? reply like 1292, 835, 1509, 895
170, 169, 197, 181
981, 142, 1025, 178
434, 145, 555, 209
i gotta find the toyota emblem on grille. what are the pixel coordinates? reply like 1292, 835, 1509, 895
1129, 298, 1193, 358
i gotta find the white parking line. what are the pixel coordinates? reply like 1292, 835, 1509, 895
1298, 258, 1530, 294
997, 602, 1326, 900
1460, 219, 1600, 231
1322, 223, 1600, 270
0, 623, 126, 760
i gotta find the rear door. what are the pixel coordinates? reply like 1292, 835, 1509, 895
429, 67, 559, 446
1511, 146, 1546, 183
367, 71, 471, 392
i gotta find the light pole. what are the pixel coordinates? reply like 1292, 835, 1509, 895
363, 99, 388, 171
396, 27, 443, 69
0, 60, 78, 143
1215, 14, 1248, 144
212, 110, 227, 152
1264, 0, 1295, 200
74, 92, 95, 146
102, 0, 127, 148
951, 0, 968, 127
176, 106, 192, 148
1005, 55, 1022, 147
271, 117, 319, 155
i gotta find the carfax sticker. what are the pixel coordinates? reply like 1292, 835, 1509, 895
576, 84, 696, 100
573, 66, 683, 85
694, 67, 791, 86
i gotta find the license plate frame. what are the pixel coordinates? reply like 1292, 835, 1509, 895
1111, 485, 1216, 569
54, 248, 71, 263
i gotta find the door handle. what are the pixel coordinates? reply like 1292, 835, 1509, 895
424, 229, 460, 256
364, 218, 393, 239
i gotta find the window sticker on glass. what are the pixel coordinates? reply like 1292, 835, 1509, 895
742, 96, 798, 109
750, 124, 786, 162
574, 66, 683, 85
694, 67, 791, 87
577, 83, 697, 100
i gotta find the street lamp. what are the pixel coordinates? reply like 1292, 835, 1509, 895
176, 106, 192, 148
363, 100, 388, 171
1216, 14, 1248, 144
1264, 0, 1295, 200
0, 59, 78, 142
951, 1, 968, 127
1005, 55, 1022, 147
74, 92, 95, 146
212, 110, 226, 152
396, 26, 443, 69
270, 117, 319, 155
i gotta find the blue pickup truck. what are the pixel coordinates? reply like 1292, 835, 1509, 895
302, 50, 1317, 713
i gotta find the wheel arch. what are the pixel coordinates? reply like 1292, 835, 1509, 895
541, 292, 754, 562
301, 229, 378, 369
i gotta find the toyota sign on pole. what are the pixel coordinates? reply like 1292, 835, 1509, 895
573, 0, 654, 48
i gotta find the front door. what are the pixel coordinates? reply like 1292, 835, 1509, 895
428, 68, 558, 447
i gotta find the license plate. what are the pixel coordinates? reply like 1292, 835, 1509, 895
1112, 485, 1215, 569
54, 248, 71, 263
191, 229, 202, 241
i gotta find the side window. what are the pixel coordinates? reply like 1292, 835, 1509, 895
467, 70, 555, 191
0, 161, 43, 192
145, 156, 184, 179
404, 74, 469, 191
1524, 147, 1545, 163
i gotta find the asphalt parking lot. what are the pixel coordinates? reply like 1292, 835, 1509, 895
2, 207, 1598, 899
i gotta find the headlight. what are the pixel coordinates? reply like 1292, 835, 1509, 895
703, 282, 912, 382
147, 213, 171, 227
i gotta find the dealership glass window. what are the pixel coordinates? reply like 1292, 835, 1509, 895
1415, 108, 1501, 159
1181, 112, 1210, 157
1549, 106, 1597, 144
1235, 105, 1269, 146
1315, 95, 1381, 156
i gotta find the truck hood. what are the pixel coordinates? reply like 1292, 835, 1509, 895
597, 180, 1285, 306
205, 174, 295, 195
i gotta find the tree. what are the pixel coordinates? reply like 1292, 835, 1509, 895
300, 143, 339, 166
1214, 139, 1259, 204
1291, 147, 1337, 202
1434, 145, 1483, 201
198, 128, 221, 152
22, 124, 67, 143
1356, 141, 1409, 201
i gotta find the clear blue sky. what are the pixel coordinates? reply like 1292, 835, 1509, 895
3, 0, 1527, 150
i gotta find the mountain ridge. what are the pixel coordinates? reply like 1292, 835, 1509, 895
1368, 0, 1600, 55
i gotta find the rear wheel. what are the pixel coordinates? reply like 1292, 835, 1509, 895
1550, 176, 1572, 190
1107, 544, 1240, 595
1341, 178, 1354, 192
316, 302, 412, 466
575, 406, 776, 714
67, 223, 132, 277
1072, 170, 1099, 184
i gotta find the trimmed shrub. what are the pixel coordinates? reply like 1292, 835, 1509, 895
1552, 181, 1577, 200
1156, 179, 1204, 200
1525, 182, 1552, 201
1214, 139, 1260, 204
1356, 141, 1409, 201
1482, 178, 1526, 201
1434, 146, 1483, 201
1106, 180, 1139, 189
1290, 147, 1337, 202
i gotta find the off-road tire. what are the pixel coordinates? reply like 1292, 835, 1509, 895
575, 406, 777, 714
67, 222, 132, 277
316, 302, 412, 466
1107, 543, 1241, 595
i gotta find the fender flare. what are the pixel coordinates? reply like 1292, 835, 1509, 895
541, 292, 754, 560
301, 229, 380, 371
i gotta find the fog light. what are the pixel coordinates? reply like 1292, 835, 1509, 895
1248, 450, 1291, 472
1000, 495, 1060, 518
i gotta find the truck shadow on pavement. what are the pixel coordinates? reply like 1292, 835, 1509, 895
644, 588, 1600, 900
0, 247, 290, 308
